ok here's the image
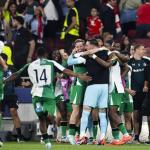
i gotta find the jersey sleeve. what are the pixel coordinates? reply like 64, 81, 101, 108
67, 54, 86, 66
52, 60, 65, 72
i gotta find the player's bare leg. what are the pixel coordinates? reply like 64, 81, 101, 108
10, 108, 23, 142
109, 106, 132, 144
39, 115, 51, 149
56, 101, 68, 142
68, 104, 81, 144
124, 112, 133, 135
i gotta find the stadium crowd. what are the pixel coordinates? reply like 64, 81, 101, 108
0, 0, 150, 149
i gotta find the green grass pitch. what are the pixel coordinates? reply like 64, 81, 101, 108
1, 142, 150, 150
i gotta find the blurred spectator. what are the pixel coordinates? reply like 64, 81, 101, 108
102, 32, 113, 44
29, 6, 46, 43
24, 0, 39, 26
3, 1, 19, 41
77, 0, 101, 21
100, 0, 121, 37
120, 35, 131, 54
60, 0, 80, 54
59, 0, 69, 16
0, 7, 9, 40
12, 16, 35, 72
43, 0, 63, 50
76, 0, 101, 38
86, 8, 103, 40
136, 0, 150, 38
16, 0, 26, 5
3, 1, 18, 24
43, 0, 63, 36
119, 0, 141, 35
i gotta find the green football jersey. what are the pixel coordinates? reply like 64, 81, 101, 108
28, 58, 65, 99
73, 64, 87, 86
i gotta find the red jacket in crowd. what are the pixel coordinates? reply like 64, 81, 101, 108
137, 3, 150, 25
87, 16, 103, 39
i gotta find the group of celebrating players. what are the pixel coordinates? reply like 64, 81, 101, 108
0, 37, 150, 150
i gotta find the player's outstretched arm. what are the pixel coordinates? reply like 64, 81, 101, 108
114, 52, 130, 63
90, 54, 112, 68
63, 69, 92, 82
4, 64, 29, 83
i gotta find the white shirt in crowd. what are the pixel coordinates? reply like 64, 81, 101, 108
44, 0, 59, 21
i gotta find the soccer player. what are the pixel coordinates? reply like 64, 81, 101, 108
90, 49, 132, 145
120, 64, 135, 137
67, 39, 87, 144
77, 39, 110, 145
51, 50, 68, 142
0, 40, 13, 146
27, 46, 91, 149
1, 53, 24, 143
78, 41, 132, 145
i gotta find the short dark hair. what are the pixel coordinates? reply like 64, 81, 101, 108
13, 16, 24, 25
87, 39, 99, 47
37, 46, 47, 57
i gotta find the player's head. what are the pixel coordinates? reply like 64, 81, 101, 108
134, 44, 145, 57
72, 39, 85, 52
85, 39, 99, 51
52, 50, 61, 62
37, 46, 47, 58
96, 36, 103, 47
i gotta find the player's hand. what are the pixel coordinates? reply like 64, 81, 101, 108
127, 89, 136, 96
27, 57, 32, 63
72, 47, 78, 54
78, 74, 92, 82
143, 86, 149, 93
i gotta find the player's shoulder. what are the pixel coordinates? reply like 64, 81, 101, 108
29, 59, 40, 67
143, 56, 150, 62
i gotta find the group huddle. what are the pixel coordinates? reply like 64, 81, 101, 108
2, 38, 150, 149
